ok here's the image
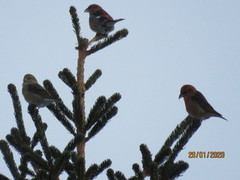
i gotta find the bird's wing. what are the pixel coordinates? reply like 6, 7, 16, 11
190, 91, 216, 113
93, 9, 113, 20
27, 84, 53, 99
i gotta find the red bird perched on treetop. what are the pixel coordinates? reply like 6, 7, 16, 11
179, 85, 227, 120
84, 4, 124, 36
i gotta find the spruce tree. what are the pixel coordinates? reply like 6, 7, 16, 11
0, 6, 202, 180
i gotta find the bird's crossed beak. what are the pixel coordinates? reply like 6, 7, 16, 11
84, 8, 89, 12
178, 94, 183, 99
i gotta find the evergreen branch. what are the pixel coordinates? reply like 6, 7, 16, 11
140, 144, 152, 177
72, 153, 85, 180
87, 93, 121, 134
6, 134, 21, 152
43, 79, 61, 99
85, 164, 99, 180
0, 174, 10, 180
58, 71, 71, 88
6, 135, 42, 177
50, 146, 75, 176
69, 6, 87, 48
70, 4, 89, 157
59, 68, 77, 92
8, 84, 30, 144
149, 162, 159, 180
85, 69, 102, 91
87, 29, 129, 55
28, 106, 52, 164
168, 160, 189, 179
58, 104, 74, 122
47, 104, 76, 135
30, 150, 45, 173
72, 92, 83, 128
34, 149, 43, 157
43, 79, 74, 121
54, 151, 71, 178
59, 69, 84, 128
98, 159, 112, 176
10, 128, 23, 145
58, 71, 82, 130
23, 152, 49, 171
34, 170, 49, 180
19, 156, 28, 178
0, 140, 21, 180
86, 96, 107, 131
107, 168, 116, 180
7, 128, 35, 156
64, 134, 85, 152
31, 123, 47, 149
166, 118, 202, 163
106, 93, 122, 108
132, 163, 144, 180
64, 162, 75, 177
163, 116, 191, 148
6, 133, 40, 175
19, 156, 35, 178
115, 171, 127, 180
154, 146, 171, 165
59, 69, 84, 129
6, 131, 47, 172
86, 159, 112, 180
49, 146, 61, 159
87, 106, 118, 140
75, 45, 88, 151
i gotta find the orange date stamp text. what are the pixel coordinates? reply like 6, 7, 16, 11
188, 151, 225, 158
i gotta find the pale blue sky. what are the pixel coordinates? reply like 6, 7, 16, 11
0, 0, 240, 179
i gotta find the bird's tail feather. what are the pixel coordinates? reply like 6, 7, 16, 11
214, 112, 227, 121
114, 18, 124, 23
220, 116, 227, 121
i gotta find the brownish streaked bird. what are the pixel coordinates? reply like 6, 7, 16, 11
85, 4, 124, 36
22, 74, 58, 108
179, 84, 227, 120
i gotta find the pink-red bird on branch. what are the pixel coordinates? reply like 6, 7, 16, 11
85, 4, 124, 36
179, 85, 227, 120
